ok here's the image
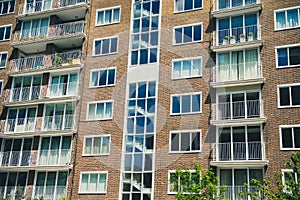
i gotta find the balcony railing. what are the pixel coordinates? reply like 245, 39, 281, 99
0, 186, 27, 200
13, 21, 85, 43
42, 114, 75, 131
213, 0, 259, 11
213, 24, 261, 46
37, 149, 71, 166
0, 150, 34, 167
9, 50, 82, 73
212, 100, 263, 121
19, 0, 86, 15
34, 186, 67, 200
213, 61, 262, 82
5, 86, 42, 103
5, 117, 36, 133
212, 142, 264, 162
222, 186, 259, 200
48, 82, 78, 97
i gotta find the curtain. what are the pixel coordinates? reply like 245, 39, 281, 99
113, 8, 119, 23
60, 136, 71, 164
31, 19, 39, 37
276, 11, 286, 29
88, 104, 96, 120
175, 0, 183, 12
245, 49, 258, 79
96, 103, 104, 119
287, 9, 298, 28
104, 10, 112, 24
218, 53, 230, 81
22, 22, 31, 38
35, 172, 46, 198
56, 172, 67, 198
40, 18, 49, 36
97, 11, 104, 25
80, 174, 88, 192
68, 73, 78, 95
26, 108, 36, 131
50, 76, 59, 96
89, 174, 98, 192
93, 137, 101, 155
98, 174, 107, 192
84, 138, 92, 154
49, 137, 60, 165
232, 51, 243, 80
45, 172, 56, 199
101, 137, 109, 154
105, 103, 112, 118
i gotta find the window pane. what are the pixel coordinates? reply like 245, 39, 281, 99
183, 26, 192, 43
101, 136, 110, 154
93, 137, 101, 154
140, 49, 148, 64
194, 0, 202, 8
277, 49, 288, 67
99, 174, 107, 192
102, 39, 109, 54
151, 16, 158, 30
113, 8, 120, 23
148, 81, 156, 97
192, 132, 200, 151
276, 11, 286, 29
99, 70, 107, 86
80, 174, 88, 192
172, 96, 180, 113
182, 60, 191, 77
142, 17, 150, 32
5, 26, 11, 40
282, 128, 293, 148
175, 0, 183, 12
291, 86, 300, 106
171, 133, 179, 151
150, 48, 157, 63
94, 41, 101, 55
91, 71, 98, 87
181, 132, 190, 151
105, 102, 112, 118
175, 28, 182, 44
289, 47, 300, 66
287, 9, 299, 28
89, 174, 98, 192
192, 59, 201, 76
104, 10, 112, 24
173, 61, 181, 78
0, 28, 4, 40
108, 69, 115, 85
279, 87, 290, 106
182, 95, 191, 113
97, 11, 104, 25
0, 53, 7, 67
194, 25, 201, 41
192, 94, 201, 112
111, 38, 118, 53
131, 51, 138, 65
294, 127, 300, 148
185, 0, 193, 10
138, 82, 146, 98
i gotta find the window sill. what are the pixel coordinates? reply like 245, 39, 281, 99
82, 154, 110, 157
276, 65, 300, 69
92, 52, 118, 57
275, 26, 300, 32
173, 40, 203, 46
174, 7, 203, 14
95, 22, 120, 27
171, 75, 202, 80
78, 192, 107, 194
169, 151, 201, 154
170, 112, 202, 116
86, 118, 113, 121
89, 84, 115, 89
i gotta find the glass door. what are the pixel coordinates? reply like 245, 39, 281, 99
21, 138, 32, 166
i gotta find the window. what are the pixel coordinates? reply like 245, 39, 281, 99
79, 172, 107, 194
0, 25, 11, 41
174, 0, 202, 13
278, 84, 300, 107
21, 18, 49, 40
6, 107, 37, 133
282, 170, 299, 185
0, 52, 7, 68
172, 57, 202, 79
83, 135, 110, 156
90, 68, 116, 87
170, 130, 201, 153
174, 23, 202, 45
49, 73, 78, 97
280, 125, 300, 150
168, 170, 200, 194
0, 80, 3, 96
93, 37, 118, 56
171, 93, 201, 115
96, 6, 121, 26
275, 6, 300, 30
87, 101, 113, 120
277, 44, 300, 68
0, 0, 15, 15
218, 0, 257, 10
0, 172, 28, 199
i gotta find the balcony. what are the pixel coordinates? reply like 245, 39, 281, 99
12, 21, 85, 54
211, 142, 268, 167
37, 149, 71, 166
33, 186, 67, 200
9, 50, 82, 75
212, 0, 262, 18
0, 186, 27, 200
18, 0, 87, 21
5, 117, 36, 133
212, 25, 262, 52
0, 150, 33, 167
4, 86, 44, 102
211, 61, 264, 88
222, 186, 260, 200
48, 82, 78, 97
42, 114, 75, 131
211, 100, 266, 125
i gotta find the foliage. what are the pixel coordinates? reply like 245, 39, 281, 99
170, 164, 226, 200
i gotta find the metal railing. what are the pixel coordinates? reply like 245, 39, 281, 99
37, 149, 71, 166
212, 142, 264, 161
222, 186, 260, 200
0, 186, 27, 200
0, 150, 33, 167
48, 82, 78, 97
42, 114, 75, 131
214, 61, 262, 82
5, 117, 36, 133
213, 25, 261, 46
213, 0, 259, 11
14, 21, 85, 43
5, 86, 42, 102
212, 100, 263, 120
9, 50, 82, 73
18, 0, 86, 15
33, 186, 67, 200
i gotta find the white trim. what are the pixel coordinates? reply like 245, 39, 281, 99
173, 22, 203, 45
277, 83, 300, 108
92, 36, 119, 56
82, 134, 111, 156
86, 100, 114, 121
170, 92, 202, 115
95, 5, 121, 27
89, 67, 117, 88
0, 24, 12, 41
78, 171, 108, 194
173, 0, 203, 13
274, 6, 300, 31
0, 0, 15, 15
279, 124, 300, 150
171, 56, 202, 80
275, 43, 300, 68
169, 129, 202, 153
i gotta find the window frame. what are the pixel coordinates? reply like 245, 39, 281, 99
86, 100, 114, 121
173, 22, 203, 45
0, 51, 8, 68
0, 24, 12, 41
277, 83, 300, 108
93, 36, 119, 56
279, 125, 300, 150
0, 0, 15, 15
95, 5, 121, 27
174, 0, 203, 13
168, 169, 199, 195
171, 56, 202, 80
0, 79, 3, 96
170, 92, 202, 115
89, 67, 116, 88
274, 6, 300, 31
78, 171, 108, 194
169, 129, 202, 153
276, 43, 300, 68
82, 134, 111, 156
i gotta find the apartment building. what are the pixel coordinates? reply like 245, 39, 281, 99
0, 0, 299, 199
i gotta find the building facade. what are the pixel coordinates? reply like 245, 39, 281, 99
0, 0, 299, 199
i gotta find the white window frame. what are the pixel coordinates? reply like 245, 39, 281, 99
0, 24, 12, 41
93, 36, 119, 56
89, 67, 116, 88
173, 22, 203, 45
86, 100, 114, 121
168, 169, 198, 194
95, 6, 121, 26
82, 134, 111, 156
279, 125, 300, 150
172, 56, 202, 80
169, 129, 202, 153
275, 43, 300, 68
174, 0, 203, 13
0, 0, 15, 15
282, 169, 299, 192
78, 171, 108, 194
277, 83, 300, 108
170, 92, 202, 115
274, 6, 300, 31
0, 51, 8, 68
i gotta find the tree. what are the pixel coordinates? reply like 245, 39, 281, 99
169, 164, 226, 200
